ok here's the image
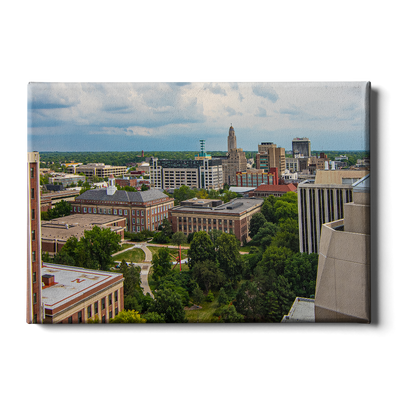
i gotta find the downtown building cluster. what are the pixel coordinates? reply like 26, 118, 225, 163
28, 124, 370, 324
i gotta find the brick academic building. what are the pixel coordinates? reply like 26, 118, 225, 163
169, 197, 264, 244
72, 175, 174, 232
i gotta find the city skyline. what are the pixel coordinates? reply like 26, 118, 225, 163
28, 82, 369, 153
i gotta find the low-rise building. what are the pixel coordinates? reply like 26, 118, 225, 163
281, 297, 315, 323
73, 176, 174, 232
41, 214, 126, 255
236, 168, 277, 187
169, 197, 264, 244
41, 263, 124, 324
68, 163, 127, 179
248, 183, 297, 198
48, 173, 83, 186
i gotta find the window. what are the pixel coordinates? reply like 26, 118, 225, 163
87, 305, 92, 319
78, 311, 82, 323
32, 251, 36, 262
31, 188, 34, 199
141, 218, 144, 225
137, 210, 140, 216
109, 294, 112, 306
84, 207, 87, 213
33, 314, 37, 324
114, 290, 118, 302
124, 210, 128, 216
32, 209, 35, 220
73, 206, 76, 212
68, 316, 73, 324
30, 167, 34, 178
89, 207, 92, 213
93, 208, 97, 214
109, 310, 112, 320
33, 272, 36, 283
102, 315, 106, 323
101, 297, 106, 310
152, 209, 154, 215
115, 307, 118, 316
94, 302, 98, 314
33, 292, 37, 304
108, 209, 111, 214
114, 209, 117, 215
119, 209, 122, 216
78, 207, 80, 212
32, 230, 35, 241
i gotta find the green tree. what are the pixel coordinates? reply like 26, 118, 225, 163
142, 312, 166, 323
47, 200, 72, 220
208, 229, 223, 245
251, 221, 278, 248
160, 218, 173, 239
257, 246, 293, 278
188, 231, 216, 268
235, 281, 264, 321
141, 184, 149, 191
264, 291, 281, 322
261, 195, 277, 223
217, 304, 244, 323
149, 287, 187, 323
171, 231, 187, 247
249, 212, 267, 238
192, 260, 224, 293
174, 185, 196, 204
109, 309, 146, 323
217, 287, 229, 306
215, 233, 243, 283
151, 247, 171, 281
79, 226, 122, 270
191, 286, 203, 304
272, 218, 299, 252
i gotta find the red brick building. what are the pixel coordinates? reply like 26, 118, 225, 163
169, 198, 264, 244
41, 263, 124, 324
248, 183, 297, 198
28, 152, 42, 324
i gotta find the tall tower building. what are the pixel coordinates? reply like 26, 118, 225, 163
228, 125, 237, 152
256, 142, 285, 178
27, 152, 43, 324
292, 137, 311, 157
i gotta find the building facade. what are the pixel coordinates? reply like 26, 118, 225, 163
41, 263, 124, 324
292, 137, 311, 157
68, 163, 127, 179
73, 176, 174, 232
297, 170, 369, 254
236, 168, 278, 187
255, 142, 285, 177
315, 175, 370, 322
48, 173, 83, 186
150, 157, 224, 191
169, 197, 264, 244
27, 151, 42, 324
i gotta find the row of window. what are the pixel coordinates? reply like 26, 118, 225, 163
74, 204, 172, 216
178, 225, 233, 234
66, 290, 119, 323
178, 217, 233, 225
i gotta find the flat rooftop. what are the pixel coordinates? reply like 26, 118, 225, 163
41, 214, 125, 241
281, 297, 315, 323
42, 263, 123, 310
172, 197, 263, 215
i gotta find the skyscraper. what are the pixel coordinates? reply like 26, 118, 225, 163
255, 142, 285, 177
228, 124, 237, 152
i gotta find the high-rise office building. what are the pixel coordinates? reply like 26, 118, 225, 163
27, 152, 42, 324
292, 137, 311, 157
255, 142, 285, 177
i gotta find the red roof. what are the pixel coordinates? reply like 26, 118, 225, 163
254, 184, 297, 192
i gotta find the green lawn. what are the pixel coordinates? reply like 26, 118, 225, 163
147, 246, 188, 261
113, 248, 145, 263
120, 243, 135, 251
185, 295, 221, 323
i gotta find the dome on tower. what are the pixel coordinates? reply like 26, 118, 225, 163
229, 125, 235, 134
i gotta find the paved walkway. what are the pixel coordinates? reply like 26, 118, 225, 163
112, 242, 154, 298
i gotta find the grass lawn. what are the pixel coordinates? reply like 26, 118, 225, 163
113, 248, 145, 263
239, 245, 255, 253
120, 243, 135, 251
147, 246, 188, 261
185, 295, 221, 323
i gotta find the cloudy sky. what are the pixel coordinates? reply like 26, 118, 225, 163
28, 82, 369, 153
